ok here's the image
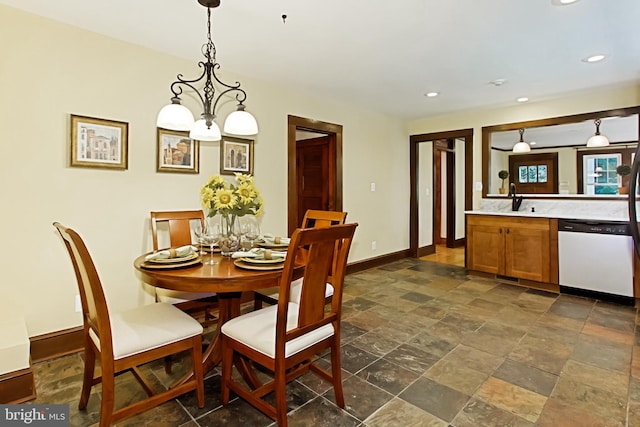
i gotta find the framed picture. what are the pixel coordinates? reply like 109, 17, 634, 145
220, 136, 254, 175
156, 128, 199, 174
70, 114, 128, 169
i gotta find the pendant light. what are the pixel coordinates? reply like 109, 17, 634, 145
513, 128, 531, 153
156, 0, 258, 141
586, 119, 610, 147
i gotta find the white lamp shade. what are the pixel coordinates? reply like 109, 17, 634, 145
223, 110, 259, 136
157, 103, 195, 131
189, 119, 221, 141
586, 134, 610, 147
513, 141, 531, 153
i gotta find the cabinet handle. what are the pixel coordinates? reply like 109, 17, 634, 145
506, 228, 510, 234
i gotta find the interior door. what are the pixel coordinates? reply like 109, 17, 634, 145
288, 115, 342, 235
509, 152, 558, 194
296, 136, 331, 221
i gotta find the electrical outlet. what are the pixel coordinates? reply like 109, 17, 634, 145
75, 295, 82, 313
371, 241, 377, 250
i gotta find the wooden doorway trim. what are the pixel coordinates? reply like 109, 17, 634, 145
287, 115, 343, 235
410, 129, 473, 258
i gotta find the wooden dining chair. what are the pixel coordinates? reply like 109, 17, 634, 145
253, 209, 347, 310
150, 210, 218, 324
53, 222, 205, 427
221, 222, 357, 427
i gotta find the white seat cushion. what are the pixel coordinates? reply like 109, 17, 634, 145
91, 303, 203, 360
221, 303, 334, 358
156, 288, 216, 305
268, 278, 334, 304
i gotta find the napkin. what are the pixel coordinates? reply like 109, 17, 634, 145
262, 234, 291, 245
231, 248, 287, 259
231, 248, 261, 259
145, 245, 197, 261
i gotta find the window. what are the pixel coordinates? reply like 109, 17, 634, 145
583, 153, 621, 195
517, 165, 548, 184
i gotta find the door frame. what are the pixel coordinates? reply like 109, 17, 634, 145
410, 129, 474, 258
287, 115, 343, 235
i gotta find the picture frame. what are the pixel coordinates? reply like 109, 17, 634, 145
70, 114, 128, 170
220, 136, 254, 175
156, 128, 200, 174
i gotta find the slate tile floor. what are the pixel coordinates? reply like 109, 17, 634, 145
31, 258, 640, 426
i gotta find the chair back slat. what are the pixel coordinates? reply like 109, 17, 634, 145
150, 210, 204, 251
276, 223, 357, 351
301, 210, 347, 229
300, 209, 347, 277
53, 222, 114, 355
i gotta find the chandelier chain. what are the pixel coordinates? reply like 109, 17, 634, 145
166, 4, 248, 129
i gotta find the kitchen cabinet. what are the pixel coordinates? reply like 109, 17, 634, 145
466, 215, 554, 283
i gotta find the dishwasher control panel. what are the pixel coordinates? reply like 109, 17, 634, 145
558, 219, 630, 235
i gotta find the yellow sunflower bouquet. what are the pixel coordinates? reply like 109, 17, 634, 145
200, 173, 264, 221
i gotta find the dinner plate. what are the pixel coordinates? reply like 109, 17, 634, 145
241, 256, 286, 265
141, 257, 201, 270
233, 259, 285, 271
146, 252, 199, 264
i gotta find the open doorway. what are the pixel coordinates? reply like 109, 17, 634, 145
410, 129, 473, 262
287, 115, 343, 235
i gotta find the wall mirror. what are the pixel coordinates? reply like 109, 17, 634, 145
482, 106, 640, 198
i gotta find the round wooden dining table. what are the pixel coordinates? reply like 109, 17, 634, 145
133, 252, 301, 387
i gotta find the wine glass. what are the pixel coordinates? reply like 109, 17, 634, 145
240, 216, 260, 249
201, 219, 220, 265
192, 220, 204, 246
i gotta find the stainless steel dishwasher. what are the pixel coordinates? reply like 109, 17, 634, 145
558, 219, 634, 298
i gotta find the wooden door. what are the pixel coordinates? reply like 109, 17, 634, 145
466, 217, 503, 274
434, 139, 456, 246
509, 152, 558, 194
434, 146, 444, 245
296, 136, 332, 222
504, 220, 550, 282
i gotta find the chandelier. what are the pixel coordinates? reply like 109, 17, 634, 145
156, 0, 258, 141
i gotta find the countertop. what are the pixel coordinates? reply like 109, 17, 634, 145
465, 210, 630, 222
468, 198, 631, 222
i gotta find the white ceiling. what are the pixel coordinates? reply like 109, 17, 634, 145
1, 0, 639, 120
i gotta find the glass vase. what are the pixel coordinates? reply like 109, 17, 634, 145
219, 214, 241, 256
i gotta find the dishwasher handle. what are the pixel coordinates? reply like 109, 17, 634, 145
629, 144, 640, 257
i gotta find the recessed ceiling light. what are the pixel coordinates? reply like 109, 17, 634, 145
583, 54, 606, 63
490, 78, 507, 86
551, 0, 580, 5
424, 92, 439, 97
517, 97, 529, 103
530, 141, 537, 146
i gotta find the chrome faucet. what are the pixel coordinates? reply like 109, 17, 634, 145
508, 182, 523, 211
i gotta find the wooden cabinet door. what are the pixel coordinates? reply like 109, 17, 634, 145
504, 222, 550, 282
467, 220, 503, 275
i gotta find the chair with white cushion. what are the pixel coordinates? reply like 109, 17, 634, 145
150, 210, 218, 323
221, 222, 357, 427
252, 209, 347, 310
53, 222, 205, 427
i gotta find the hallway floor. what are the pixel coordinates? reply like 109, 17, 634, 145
420, 244, 465, 267
31, 258, 639, 426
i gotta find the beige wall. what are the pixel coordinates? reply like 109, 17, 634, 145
0, 5, 408, 336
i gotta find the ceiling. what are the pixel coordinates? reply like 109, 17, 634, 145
1, 0, 639, 120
